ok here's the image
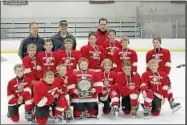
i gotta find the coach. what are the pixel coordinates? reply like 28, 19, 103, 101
51, 20, 77, 51
18, 22, 45, 59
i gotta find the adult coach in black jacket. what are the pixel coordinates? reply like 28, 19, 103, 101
51, 20, 77, 51
18, 22, 45, 59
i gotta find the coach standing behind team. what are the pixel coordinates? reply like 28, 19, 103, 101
51, 20, 77, 51
18, 22, 45, 59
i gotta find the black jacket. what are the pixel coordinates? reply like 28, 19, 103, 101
18, 34, 45, 59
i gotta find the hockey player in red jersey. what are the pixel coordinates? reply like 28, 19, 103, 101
117, 60, 141, 117
103, 30, 122, 69
33, 71, 73, 124
99, 59, 120, 116
140, 59, 169, 117
57, 38, 82, 73
115, 36, 138, 73
7, 64, 34, 122
55, 64, 77, 101
69, 57, 103, 119
146, 37, 181, 113
22, 44, 41, 83
37, 39, 58, 79
80, 32, 106, 72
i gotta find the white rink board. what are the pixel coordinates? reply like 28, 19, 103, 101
1, 39, 185, 53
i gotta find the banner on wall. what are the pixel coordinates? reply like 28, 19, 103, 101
3, 0, 28, 5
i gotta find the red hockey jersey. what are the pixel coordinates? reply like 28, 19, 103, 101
33, 78, 63, 107
54, 71, 77, 93
140, 71, 169, 98
22, 55, 41, 80
7, 76, 32, 106
146, 48, 171, 75
115, 48, 138, 72
80, 44, 106, 70
100, 71, 118, 91
96, 29, 109, 47
117, 72, 141, 97
103, 39, 122, 67
56, 50, 82, 73
36, 51, 58, 78
69, 69, 103, 103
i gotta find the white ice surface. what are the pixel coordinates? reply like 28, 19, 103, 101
1, 52, 185, 124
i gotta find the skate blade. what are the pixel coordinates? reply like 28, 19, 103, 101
113, 112, 119, 117
172, 105, 182, 113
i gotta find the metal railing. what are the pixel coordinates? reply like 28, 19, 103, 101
1, 17, 185, 39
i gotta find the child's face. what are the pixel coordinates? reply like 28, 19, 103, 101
44, 75, 54, 84
103, 63, 112, 72
89, 35, 97, 45
149, 63, 158, 73
121, 40, 129, 48
28, 48, 36, 56
44, 42, 53, 51
64, 42, 73, 50
58, 66, 67, 76
79, 61, 88, 70
122, 65, 131, 75
109, 32, 116, 41
15, 67, 24, 78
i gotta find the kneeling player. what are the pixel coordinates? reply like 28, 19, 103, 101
117, 60, 141, 117
140, 59, 169, 117
33, 71, 73, 124
99, 59, 120, 116
70, 57, 103, 119
7, 64, 34, 122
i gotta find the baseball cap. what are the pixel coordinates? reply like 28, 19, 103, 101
59, 20, 68, 26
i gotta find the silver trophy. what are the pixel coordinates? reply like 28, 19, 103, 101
77, 80, 92, 98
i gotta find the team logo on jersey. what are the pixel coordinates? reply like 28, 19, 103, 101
154, 54, 160, 60
17, 83, 24, 92
46, 58, 52, 65
109, 47, 115, 55
93, 51, 99, 58
122, 52, 128, 59
104, 79, 109, 87
65, 57, 71, 65
152, 76, 160, 84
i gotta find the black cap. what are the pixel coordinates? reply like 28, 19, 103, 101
59, 20, 68, 26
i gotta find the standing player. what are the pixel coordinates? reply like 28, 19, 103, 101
69, 57, 103, 119
146, 37, 181, 113
99, 59, 120, 116
103, 30, 122, 70
140, 59, 169, 117
115, 36, 138, 73
37, 39, 58, 79
22, 44, 41, 85
81, 32, 105, 71
7, 64, 34, 122
33, 71, 73, 124
57, 38, 82, 73
117, 60, 141, 117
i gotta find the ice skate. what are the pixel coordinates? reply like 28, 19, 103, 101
112, 105, 119, 117
170, 99, 181, 113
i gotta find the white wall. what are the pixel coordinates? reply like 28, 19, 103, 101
1, 39, 185, 53
1, 2, 139, 19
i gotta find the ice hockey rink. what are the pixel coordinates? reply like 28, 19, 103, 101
1, 39, 185, 124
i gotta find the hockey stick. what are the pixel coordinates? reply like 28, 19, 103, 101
176, 64, 185, 68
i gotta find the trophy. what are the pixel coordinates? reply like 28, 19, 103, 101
77, 80, 92, 98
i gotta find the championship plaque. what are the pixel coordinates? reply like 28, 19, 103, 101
77, 80, 92, 98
